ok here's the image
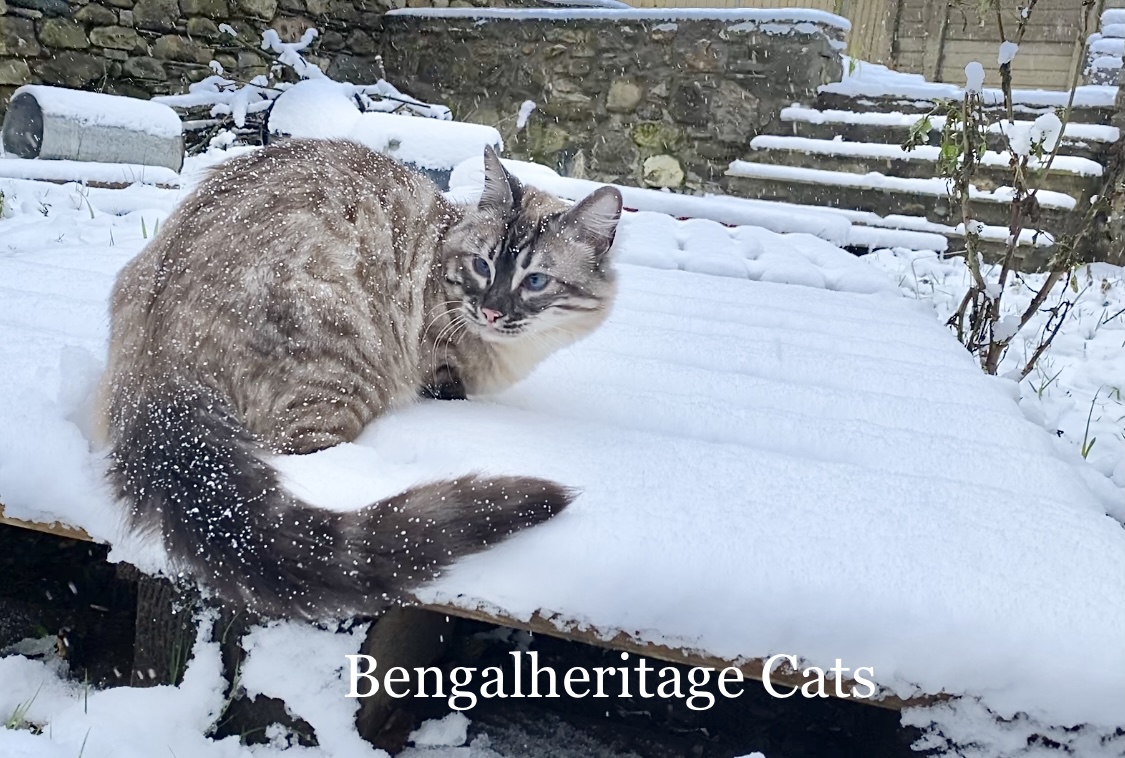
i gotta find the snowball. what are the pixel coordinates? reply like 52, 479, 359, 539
993, 314, 1021, 342
1030, 112, 1063, 153
1000, 119, 1033, 157
267, 78, 362, 139
516, 100, 536, 129
964, 62, 985, 93
998, 41, 1019, 65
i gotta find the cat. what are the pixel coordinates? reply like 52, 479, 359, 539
96, 138, 623, 620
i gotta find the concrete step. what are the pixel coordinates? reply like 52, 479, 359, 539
815, 92, 1116, 126
768, 106, 1119, 164
722, 161, 1078, 242
745, 135, 1100, 202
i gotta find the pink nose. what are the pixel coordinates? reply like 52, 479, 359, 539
481, 308, 503, 325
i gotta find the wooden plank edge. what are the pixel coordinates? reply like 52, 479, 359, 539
417, 601, 946, 712
0, 174, 180, 191
0, 504, 946, 712
0, 503, 95, 542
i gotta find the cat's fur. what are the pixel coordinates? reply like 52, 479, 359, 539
97, 138, 623, 619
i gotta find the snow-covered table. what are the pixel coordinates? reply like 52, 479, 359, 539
0, 154, 1122, 745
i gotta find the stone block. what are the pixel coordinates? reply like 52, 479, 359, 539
38, 18, 90, 48
606, 78, 642, 113
123, 55, 167, 79
325, 52, 382, 83
133, 0, 180, 31
345, 29, 375, 55
88, 25, 141, 50
0, 17, 43, 57
74, 3, 119, 25
32, 50, 106, 86
153, 33, 210, 63
6, 0, 69, 18
186, 16, 219, 38
0, 58, 32, 86
235, 0, 276, 20
630, 121, 682, 151
178, 0, 228, 18
318, 29, 344, 50
643, 152, 684, 187
269, 14, 313, 41
539, 90, 594, 120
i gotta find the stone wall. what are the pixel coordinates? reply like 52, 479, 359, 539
0, 0, 546, 118
378, 9, 846, 192
2, 2, 847, 195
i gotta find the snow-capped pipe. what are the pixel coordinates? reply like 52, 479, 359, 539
1, 85, 185, 173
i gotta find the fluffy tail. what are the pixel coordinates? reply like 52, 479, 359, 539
107, 378, 572, 619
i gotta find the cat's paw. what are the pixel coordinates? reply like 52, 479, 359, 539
421, 364, 466, 401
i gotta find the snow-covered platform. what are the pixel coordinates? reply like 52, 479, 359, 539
0, 152, 1122, 745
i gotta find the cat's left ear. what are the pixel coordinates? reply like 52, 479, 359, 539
479, 145, 522, 213
561, 186, 623, 259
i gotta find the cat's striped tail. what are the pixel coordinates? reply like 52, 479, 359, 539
106, 377, 572, 619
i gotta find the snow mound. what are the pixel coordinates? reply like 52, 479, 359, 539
409, 712, 471, 748
269, 79, 501, 170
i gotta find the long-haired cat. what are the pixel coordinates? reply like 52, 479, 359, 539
97, 138, 623, 619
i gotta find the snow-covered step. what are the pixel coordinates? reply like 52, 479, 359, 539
724, 160, 1078, 235
1086, 18, 1125, 86
772, 106, 1119, 163
746, 135, 1101, 202
448, 155, 854, 245
842, 209, 1059, 268
815, 91, 1116, 126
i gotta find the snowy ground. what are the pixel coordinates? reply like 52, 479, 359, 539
0, 146, 1122, 758
864, 250, 1125, 491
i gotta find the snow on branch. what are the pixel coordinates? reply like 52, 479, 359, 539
153, 26, 450, 153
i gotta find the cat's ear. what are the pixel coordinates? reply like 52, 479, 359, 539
561, 186, 623, 259
479, 145, 521, 213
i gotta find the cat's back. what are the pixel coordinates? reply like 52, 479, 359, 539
177, 139, 436, 245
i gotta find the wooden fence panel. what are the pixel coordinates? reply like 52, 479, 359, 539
621, 0, 1111, 91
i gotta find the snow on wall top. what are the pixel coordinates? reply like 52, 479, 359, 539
0, 149, 1122, 739
11, 85, 184, 140
386, 7, 851, 32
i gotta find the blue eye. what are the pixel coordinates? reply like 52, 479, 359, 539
523, 272, 551, 291
471, 256, 491, 277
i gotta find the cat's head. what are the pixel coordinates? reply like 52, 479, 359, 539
443, 147, 623, 343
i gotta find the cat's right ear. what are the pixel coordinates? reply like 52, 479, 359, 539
479, 145, 518, 213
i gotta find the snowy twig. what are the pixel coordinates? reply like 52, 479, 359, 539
926, 1, 1104, 378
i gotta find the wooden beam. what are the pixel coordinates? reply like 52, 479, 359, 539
417, 601, 943, 712
0, 503, 94, 542
0, 503, 941, 712
923, 0, 952, 82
